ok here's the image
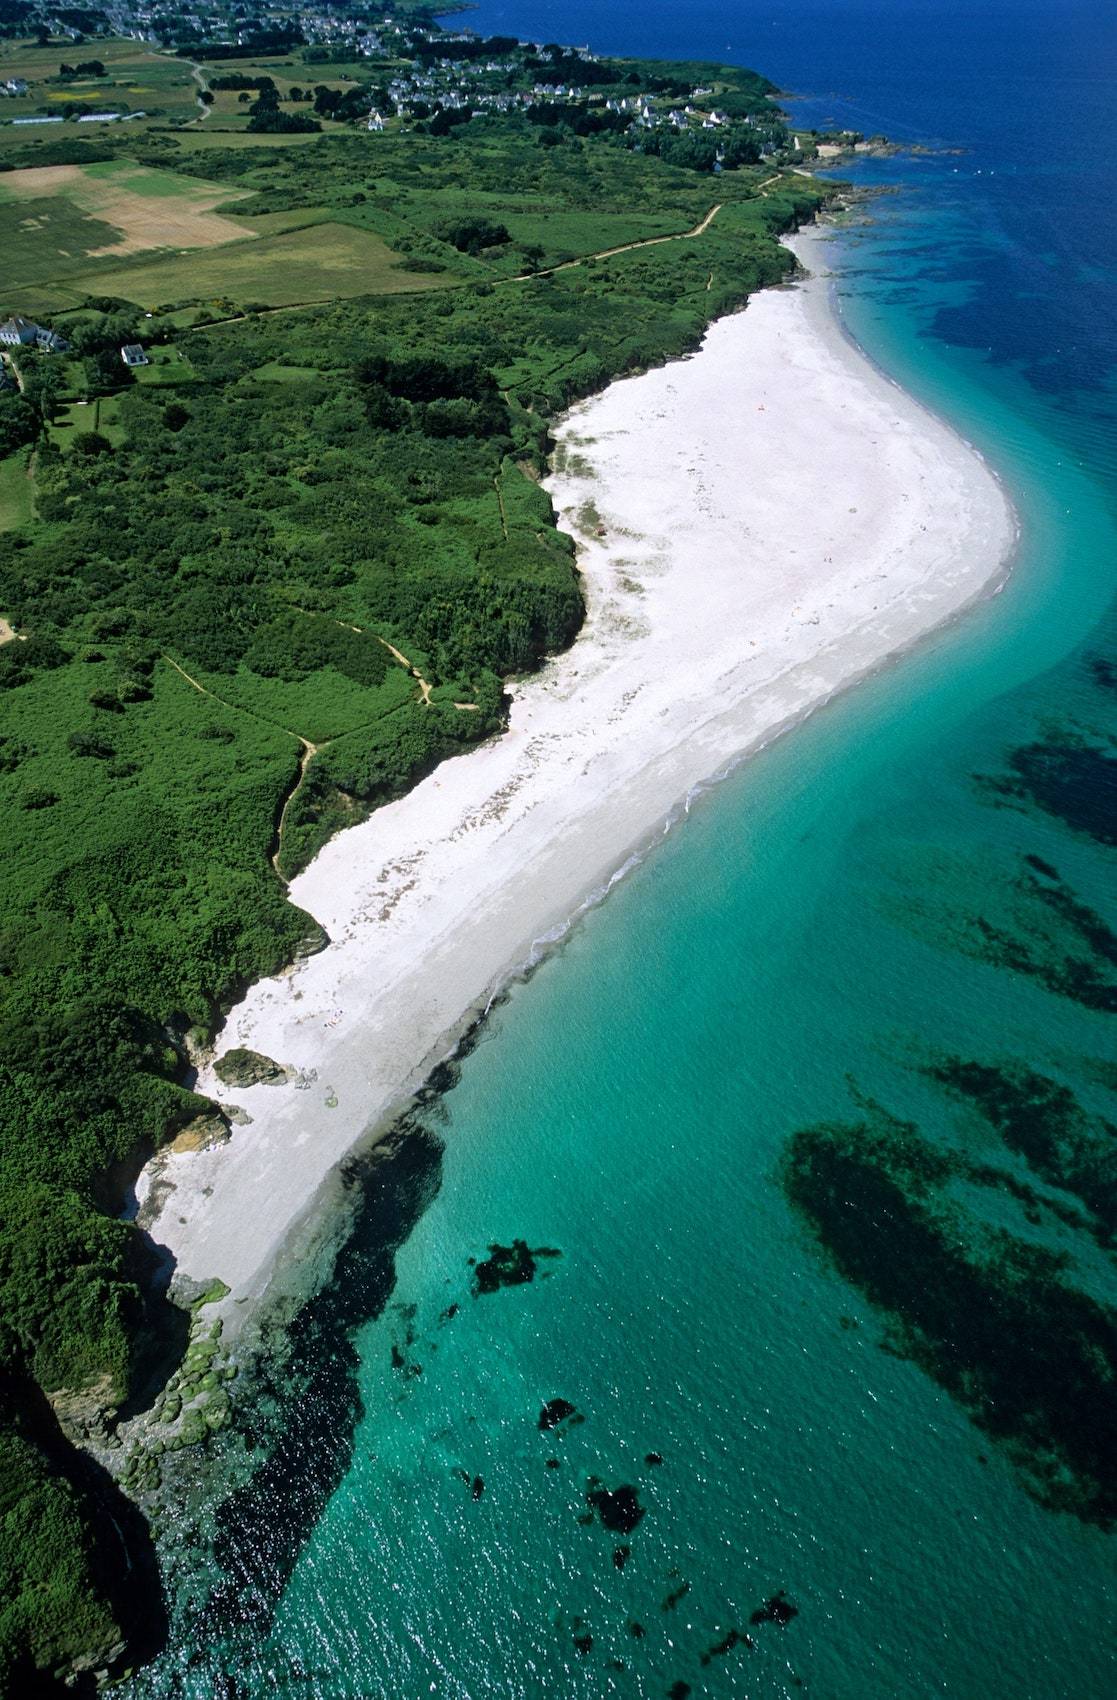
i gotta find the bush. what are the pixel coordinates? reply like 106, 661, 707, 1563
67, 730, 115, 759
434, 215, 510, 255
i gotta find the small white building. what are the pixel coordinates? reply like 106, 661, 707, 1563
121, 343, 148, 368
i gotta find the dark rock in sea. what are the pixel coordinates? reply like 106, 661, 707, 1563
750, 1590, 798, 1628
576, 1512, 595, 1526
539, 1397, 578, 1431
644, 1451, 663, 1466
700, 1628, 751, 1665
471, 1475, 484, 1501
613, 1545, 630, 1571
667, 1684, 691, 1699
628, 1621, 646, 1639
439, 1303, 459, 1325
545, 1458, 561, 1469
213, 1047, 288, 1088
661, 1581, 690, 1612
587, 1484, 645, 1534
573, 1633, 593, 1657
390, 1344, 405, 1370
471, 1238, 560, 1295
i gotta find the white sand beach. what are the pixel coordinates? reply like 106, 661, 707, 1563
137, 228, 1016, 1308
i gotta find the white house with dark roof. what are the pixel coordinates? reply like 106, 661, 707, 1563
0, 316, 68, 352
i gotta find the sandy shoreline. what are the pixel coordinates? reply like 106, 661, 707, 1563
136, 226, 1016, 1313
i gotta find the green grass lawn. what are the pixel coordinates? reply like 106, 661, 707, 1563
46, 394, 128, 451
133, 344, 200, 386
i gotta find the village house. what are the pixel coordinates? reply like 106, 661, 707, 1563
120, 343, 149, 368
0, 316, 69, 352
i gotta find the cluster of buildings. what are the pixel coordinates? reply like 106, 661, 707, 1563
0, 316, 69, 353
3, 6, 784, 154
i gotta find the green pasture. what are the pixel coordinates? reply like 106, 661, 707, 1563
171, 126, 333, 153
0, 158, 255, 302
0, 194, 129, 291
76, 220, 455, 309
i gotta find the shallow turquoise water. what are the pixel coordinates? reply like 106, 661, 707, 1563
130, 5, 1117, 1695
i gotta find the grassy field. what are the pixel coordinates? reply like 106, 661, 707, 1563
0, 37, 198, 145
45, 392, 127, 451
73, 219, 456, 309
0, 158, 253, 291
0, 448, 35, 530
171, 127, 338, 153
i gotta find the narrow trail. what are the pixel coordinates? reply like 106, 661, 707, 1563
494, 475, 509, 540
161, 621, 477, 877
270, 737, 319, 875
372, 633, 434, 706
297, 609, 442, 709
507, 203, 724, 285
162, 654, 316, 877
189, 65, 212, 124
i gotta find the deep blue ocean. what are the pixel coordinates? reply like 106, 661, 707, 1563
129, 4, 1117, 1695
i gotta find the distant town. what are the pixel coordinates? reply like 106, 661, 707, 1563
0, 3, 870, 162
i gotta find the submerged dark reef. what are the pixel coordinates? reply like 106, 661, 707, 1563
781, 1102, 1117, 1525
978, 731, 1117, 849
925, 1056, 1117, 1248
896, 851, 1117, 1013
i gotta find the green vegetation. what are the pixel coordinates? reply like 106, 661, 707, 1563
0, 1399, 123, 1684
0, 24, 830, 1685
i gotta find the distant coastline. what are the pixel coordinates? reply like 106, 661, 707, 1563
136, 221, 1015, 1318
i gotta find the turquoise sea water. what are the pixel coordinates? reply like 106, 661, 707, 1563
130, 5, 1117, 1695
